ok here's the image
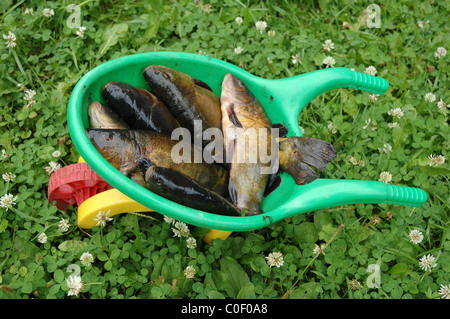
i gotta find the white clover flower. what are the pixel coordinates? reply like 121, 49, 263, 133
24, 89, 37, 108
434, 47, 447, 59
379, 171, 392, 184
0, 193, 17, 211
349, 156, 360, 165
93, 210, 113, 226
268, 30, 276, 37
322, 39, 334, 52
327, 122, 338, 134
265, 251, 284, 268
255, 20, 267, 34
2, 149, 11, 158
42, 8, 54, 18
66, 275, 84, 296
52, 150, 61, 158
322, 56, 336, 68
202, 3, 212, 14
291, 53, 301, 64
424, 92, 436, 102
186, 237, 197, 249
369, 94, 379, 102
45, 161, 61, 175
24, 8, 34, 16
347, 155, 365, 167
418, 254, 437, 272
313, 243, 326, 256
80, 252, 94, 267
234, 46, 243, 54
362, 118, 377, 131
235, 16, 243, 25
58, 218, 70, 232
438, 284, 450, 299
2, 172, 16, 182
172, 221, 190, 237
417, 20, 429, 28
409, 229, 424, 244
3, 31, 17, 48
76, 26, 87, 38
428, 154, 445, 166
38, 233, 47, 244
379, 143, 392, 154
24, 90, 36, 101
267, 57, 273, 64
364, 66, 377, 76
437, 99, 447, 110
387, 107, 404, 118
163, 215, 175, 224
388, 122, 399, 128
184, 265, 196, 279
17, 83, 26, 91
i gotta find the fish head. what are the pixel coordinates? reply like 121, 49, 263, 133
221, 73, 253, 106
87, 101, 130, 129
101, 81, 139, 116
87, 129, 139, 174
143, 65, 192, 100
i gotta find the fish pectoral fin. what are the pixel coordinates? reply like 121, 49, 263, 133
226, 103, 243, 128
228, 180, 238, 205
192, 78, 213, 92
139, 158, 156, 176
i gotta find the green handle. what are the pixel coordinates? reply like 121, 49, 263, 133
266, 68, 389, 136
275, 179, 428, 221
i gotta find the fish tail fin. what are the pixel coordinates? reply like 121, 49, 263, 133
278, 136, 337, 185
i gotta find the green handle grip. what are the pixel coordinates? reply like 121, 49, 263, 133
384, 184, 428, 207
273, 179, 428, 223
349, 71, 389, 95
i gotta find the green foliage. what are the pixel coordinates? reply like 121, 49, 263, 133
0, 0, 448, 299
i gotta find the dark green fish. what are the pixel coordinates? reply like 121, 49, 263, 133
139, 159, 240, 216
101, 81, 180, 136
143, 65, 222, 145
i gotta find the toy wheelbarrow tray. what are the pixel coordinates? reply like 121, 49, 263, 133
66, 52, 427, 232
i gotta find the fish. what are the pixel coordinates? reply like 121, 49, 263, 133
101, 81, 180, 136
86, 129, 229, 196
220, 73, 274, 216
142, 65, 222, 146
220, 73, 337, 215
88, 101, 130, 129
139, 159, 240, 216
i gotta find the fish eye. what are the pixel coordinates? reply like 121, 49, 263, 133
104, 134, 113, 142
237, 80, 245, 88
164, 72, 172, 79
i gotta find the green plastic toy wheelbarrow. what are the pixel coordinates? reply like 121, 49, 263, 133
66, 52, 427, 238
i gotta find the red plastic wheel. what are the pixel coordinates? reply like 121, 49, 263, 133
48, 163, 113, 211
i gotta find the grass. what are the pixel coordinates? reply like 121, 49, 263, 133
0, 0, 448, 299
